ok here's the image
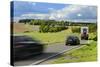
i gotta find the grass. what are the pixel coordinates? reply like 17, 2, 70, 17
50, 40, 97, 64
17, 28, 75, 44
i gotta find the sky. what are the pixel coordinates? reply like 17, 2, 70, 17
11, 1, 97, 22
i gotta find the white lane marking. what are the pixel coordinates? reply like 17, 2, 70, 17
30, 45, 85, 65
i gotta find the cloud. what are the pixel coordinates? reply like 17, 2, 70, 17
32, 2, 36, 6
21, 13, 49, 19
49, 5, 95, 20
14, 4, 97, 22
77, 13, 82, 17
48, 8, 54, 10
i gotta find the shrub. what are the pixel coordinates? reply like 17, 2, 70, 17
88, 33, 97, 41
71, 27, 80, 33
93, 36, 97, 41
29, 22, 34, 25
24, 31, 30, 33
88, 24, 97, 33
39, 25, 68, 33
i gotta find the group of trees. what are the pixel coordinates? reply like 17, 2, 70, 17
88, 24, 97, 33
71, 24, 97, 33
38, 20, 68, 33
19, 19, 31, 24
19, 19, 69, 33
19, 19, 70, 25
18, 19, 97, 33
39, 24, 68, 33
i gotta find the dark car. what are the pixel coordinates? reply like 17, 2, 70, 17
65, 36, 80, 45
81, 28, 88, 40
12, 35, 44, 59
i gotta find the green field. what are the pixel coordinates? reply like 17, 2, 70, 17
50, 40, 97, 64
17, 28, 75, 44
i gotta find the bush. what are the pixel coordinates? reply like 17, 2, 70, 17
88, 33, 97, 41
93, 36, 97, 41
24, 31, 30, 33
71, 27, 80, 33
29, 22, 34, 25
88, 24, 97, 33
39, 25, 68, 33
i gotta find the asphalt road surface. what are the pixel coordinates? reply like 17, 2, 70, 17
14, 40, 88, 66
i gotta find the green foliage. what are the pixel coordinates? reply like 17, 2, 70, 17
38, 20, 68, 33
89, 33, 97, 41
19, 19, 31, 24
39, 25, 67, 33
29, 21, 34, 25
71, 26, 80, 33
88, 24, 97, 33
93, 36, 97, 41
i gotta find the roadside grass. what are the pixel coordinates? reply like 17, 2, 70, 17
50, 40, 97, 64
18, 28, 74, 44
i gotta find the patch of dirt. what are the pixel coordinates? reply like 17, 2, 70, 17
13, 23, 33, 33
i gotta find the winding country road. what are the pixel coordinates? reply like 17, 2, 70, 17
14, 40, 88, 66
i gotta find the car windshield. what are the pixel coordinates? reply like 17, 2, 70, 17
68, 36, 78, 40
83, 28, 87, 32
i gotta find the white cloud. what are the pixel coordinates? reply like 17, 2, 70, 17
49, 5, 88, 20
21, 13, 49, 19
48, 8, 54, 10
77, 13, 82, 17
14, 5, 97, 22
32, 2, 36, 6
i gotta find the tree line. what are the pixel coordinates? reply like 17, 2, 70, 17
19, 19, 69, 33
18, 19, 97, 33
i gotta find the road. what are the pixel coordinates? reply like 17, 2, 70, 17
14, 40, 88, 66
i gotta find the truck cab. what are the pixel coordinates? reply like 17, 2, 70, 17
81, 27, 89, 40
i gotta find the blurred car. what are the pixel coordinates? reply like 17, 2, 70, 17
65, 36, 80, 45
12, 35, 44, 59
81, 27, 88, 40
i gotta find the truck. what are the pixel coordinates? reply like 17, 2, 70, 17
81, 27, 89, 40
